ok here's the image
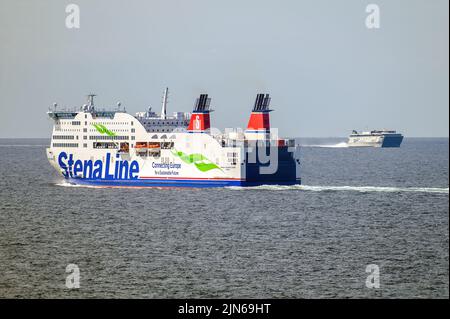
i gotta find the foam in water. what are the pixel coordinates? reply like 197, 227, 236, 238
227, 184, 449, 194
55, 179, 449, 194
56, 180, 449, 194
55, 181, 97, 188
54, 181, 185, 190
301, 142, 348, 148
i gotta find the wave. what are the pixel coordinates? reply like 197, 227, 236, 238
302, 142, 348, 148
55, 180, 448, 194
227, 184, 449, 194
54, 181, 179, 190
55, 181, 98, 188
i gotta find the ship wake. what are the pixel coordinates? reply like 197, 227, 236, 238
227, 185, 449, 194
55, 181, 98, 188
302, 142, 348, 148
55, 181, 448, 194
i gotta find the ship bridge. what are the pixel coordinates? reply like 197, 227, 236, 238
47, 94, 126, 120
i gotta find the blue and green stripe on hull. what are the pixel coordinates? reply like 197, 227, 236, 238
66, 177, 301, 188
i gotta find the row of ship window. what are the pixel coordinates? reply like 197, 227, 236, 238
57, 128, 129, 132
53, 134, 176, 140
52, 142, 174, 150
53, 135, 130, 140
89, 129, 130, 132
54, 134, 181, 142
143, 121, 187, 125
52, 143, 79, 148
52, 143, 118, 148
61, 120, 184, 132
89, 136, 130, 140
87, 129, 130, 133
59, 120, 134, 126
148, 128, 180, 132
54, 129, 81, 132
91, 121, 132, 125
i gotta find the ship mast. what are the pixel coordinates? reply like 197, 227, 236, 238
161, 87, 168, 119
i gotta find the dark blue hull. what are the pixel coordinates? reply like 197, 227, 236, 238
245, 145, 300, 184
382, 135, 404, 147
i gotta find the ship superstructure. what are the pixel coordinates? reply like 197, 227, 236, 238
46, 89, 301, 187
134, 88, 191, 133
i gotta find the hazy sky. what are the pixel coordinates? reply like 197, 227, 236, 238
0, 0, 448, 137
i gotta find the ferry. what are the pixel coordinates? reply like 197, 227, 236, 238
347, 130, 404, 148
46, 89, 301, 187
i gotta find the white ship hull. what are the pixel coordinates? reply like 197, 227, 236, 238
347, 135, 384, 147
348, 131, 404, 148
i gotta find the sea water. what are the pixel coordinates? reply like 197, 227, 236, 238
0, 138, 448, 298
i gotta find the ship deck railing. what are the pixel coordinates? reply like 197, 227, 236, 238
48, 108, 125, 119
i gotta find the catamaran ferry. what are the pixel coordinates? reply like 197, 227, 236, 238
347, 130, 404, 148
46, 89, 301, 187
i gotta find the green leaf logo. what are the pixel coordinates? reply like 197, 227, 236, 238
171, 149, 222, 172
92, 124, 116, 136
